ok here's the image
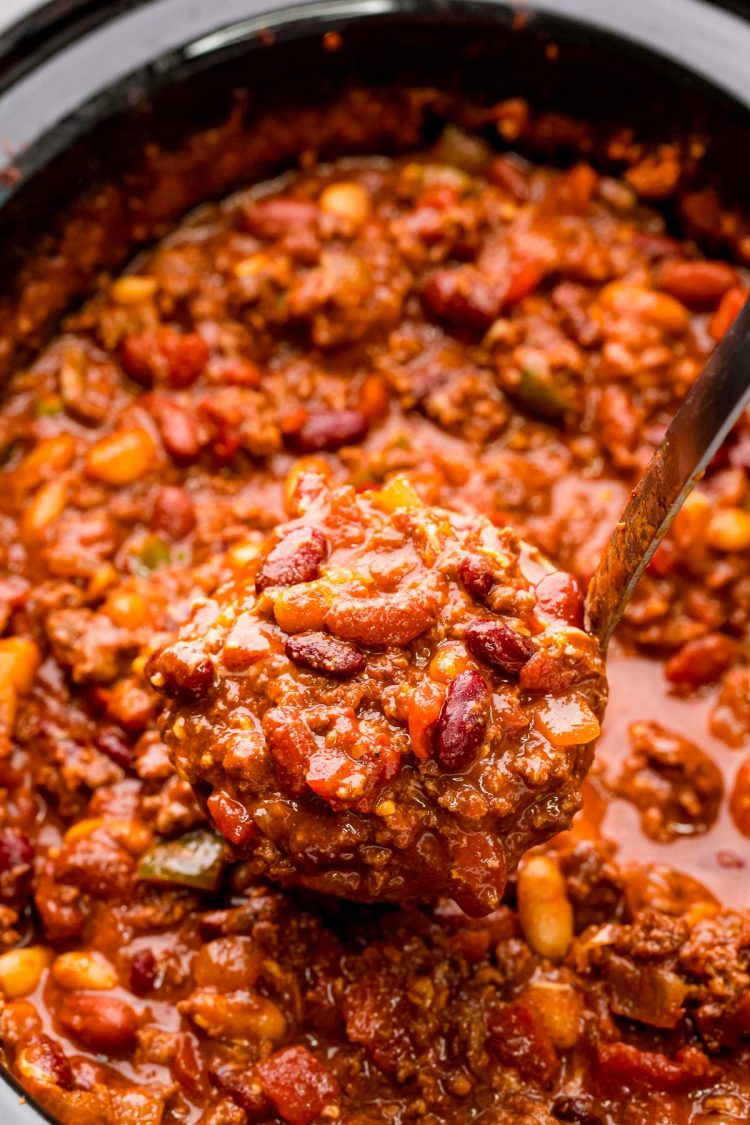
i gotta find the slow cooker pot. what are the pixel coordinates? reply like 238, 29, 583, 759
1, 0, 749, 1121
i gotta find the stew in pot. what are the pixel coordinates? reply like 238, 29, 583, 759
0, 87, 749, 1125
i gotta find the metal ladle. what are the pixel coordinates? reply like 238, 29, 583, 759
585, 297, 750, 647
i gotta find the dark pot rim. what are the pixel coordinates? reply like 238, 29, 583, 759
0, 0, 750, 182
0, 1, 749, 1122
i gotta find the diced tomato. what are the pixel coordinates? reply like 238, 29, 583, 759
487, 1001, 560, 1086
258, 1046, 339, 1125
595, 1041, 716, 1094
535, 571, 584, 627
207, 791, 256, 848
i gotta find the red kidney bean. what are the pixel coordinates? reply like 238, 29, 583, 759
435, 670, 489, 772
94, 727, 135, 772
212, 1061, 271, 1117
460, 555, 494, 602
551, 1095, 603, 1124
17, 1035, 74, 1090
151, 485, 196, 540
465, 619, 535, 676
535, 572, 584, 628
241, 197, 318, 240
129, 948, 158, 995
56, 835, 135, 899
285, 632, 365, 678
288, 409, 369, 454
421, 267, 500, 331
120, 327, 209, 388
160, 331, 210, 388
256, 526, 328, 592
658, 260, 737, 310
148, 640, 214, 701
208, 790, 256, 848
665, 633, 736, 687
59, 993, 138, 1053
151, 397, 202, 463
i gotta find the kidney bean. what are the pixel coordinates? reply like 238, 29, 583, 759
326, 587, 440, 647
535, 572, 584, 628
152, 329, 209, 390
59, 993, 137, 1053
517, 854, 573, 959
207, 790, 256, 848
256, 526, 328, 592
460, 555, 494, 602
148, 640, 215, 701
183, 987, 286, 1041
445, 823, 507, 916
120, 327, 209, 388
241, 197, 318, 240
94, 727, 135, 772
285, 632, 365, 678
56, 834, 135, 899
421, 266, 500, 331
151, 486, 196, 540
288, 409, 369, 454
465, 619, 535, 676
193, 936, 263, 992
665, 633, 736, 687
551, 1095, 603, 1124
658, 260, 737, 309
212, 1061, 271, 1118
434, 670, 489, 772
129, 948, 158, 995
17, 1033, 73, 1090
151, 397, 202, 463
0, 827, 35, 906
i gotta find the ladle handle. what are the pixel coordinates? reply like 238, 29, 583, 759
585, 296, 750, 648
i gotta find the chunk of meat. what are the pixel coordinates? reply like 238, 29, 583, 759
45, 608, 139, 684
612, 721, 723, 842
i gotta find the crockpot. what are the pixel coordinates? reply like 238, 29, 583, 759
0, 0, 749, 1121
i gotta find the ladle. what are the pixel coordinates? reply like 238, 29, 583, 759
586, 297, 750, 647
